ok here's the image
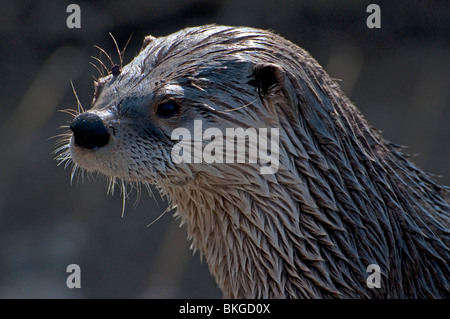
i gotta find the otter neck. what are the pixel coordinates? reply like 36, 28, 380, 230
167, 169, 377, 298
165, 140, 449, 298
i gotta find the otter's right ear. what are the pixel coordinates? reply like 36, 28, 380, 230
249, 63, 285, 96
140, 35, 156, 52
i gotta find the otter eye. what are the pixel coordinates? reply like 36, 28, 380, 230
156, 101, 180, 118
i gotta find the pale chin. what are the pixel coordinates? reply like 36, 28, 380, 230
69, 135, 136, 181
69, 136, 105, 174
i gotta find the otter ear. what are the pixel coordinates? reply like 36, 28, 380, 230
249, 63, 285, 95
141, 35, 156, 52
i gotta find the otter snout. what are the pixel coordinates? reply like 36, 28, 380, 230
70, 112, 110, 149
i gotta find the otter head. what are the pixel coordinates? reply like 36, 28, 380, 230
67, 25, 289, 192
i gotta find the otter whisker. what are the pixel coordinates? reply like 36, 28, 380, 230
109, 33, 122, 67
221, 98, 258, 113
89, 62, 104, 79
203, 103, 216, 112
91, 56, 110, 77
70, 80, 84, 113
202, 98, 257, 115
49, 130, 71, 142
146, 204, 175, 228
58, 108, 80, 118
109, 32, 133, 70
105, 177, 130, 217
120, 179, 127, 218
132, 182, 143, 209
53, 144, 70, 158
70, 163, 82, 186
107, 176, 117, 196
61, 157, 73, 170
143, 182, 160, 209
51, 128, 73, 170
94, 45, 115, 69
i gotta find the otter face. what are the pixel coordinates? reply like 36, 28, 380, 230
64, 26, 286, 189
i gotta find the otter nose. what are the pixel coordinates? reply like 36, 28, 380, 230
70, 112, 110, 149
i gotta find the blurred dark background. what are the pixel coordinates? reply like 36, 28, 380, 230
0, 0, 448, 298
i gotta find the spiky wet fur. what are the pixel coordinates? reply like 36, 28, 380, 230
56, 25, 450, 298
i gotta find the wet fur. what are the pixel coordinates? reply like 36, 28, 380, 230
57, 25, 450, 298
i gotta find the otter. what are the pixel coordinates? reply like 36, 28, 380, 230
56, 25, 450, 298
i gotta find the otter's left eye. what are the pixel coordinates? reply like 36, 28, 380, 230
156, 101, 180, 119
